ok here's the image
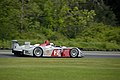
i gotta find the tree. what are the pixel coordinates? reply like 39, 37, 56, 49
103, 0, 120, 25
0, 0, 21, 40
35, 0, 96, 38
62, 7, 96, 38
94, 0, 116, 26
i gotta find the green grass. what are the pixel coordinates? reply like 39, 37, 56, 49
0, 58, 120, 80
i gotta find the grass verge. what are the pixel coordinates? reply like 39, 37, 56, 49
0, 58, 120, 80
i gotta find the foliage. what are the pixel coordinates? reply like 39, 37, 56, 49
93, 0, 117, 25
0, 0, 120, 50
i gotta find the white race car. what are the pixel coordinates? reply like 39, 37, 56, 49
12, 40, 83, 58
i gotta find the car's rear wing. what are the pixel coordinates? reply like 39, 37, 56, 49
12, 40, 31, 49
12, 40, 20, 49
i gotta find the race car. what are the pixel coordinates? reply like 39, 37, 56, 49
12, 40, 83, 58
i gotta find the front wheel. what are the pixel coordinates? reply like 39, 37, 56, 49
70, 48, 79, 58
33, 47, 43, 57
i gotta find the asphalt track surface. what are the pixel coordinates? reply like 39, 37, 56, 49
0, 50, 120, 58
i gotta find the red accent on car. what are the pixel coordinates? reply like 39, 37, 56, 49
40, 43, 47, 46
62, 49, 70, 57
51, 49, 61, 57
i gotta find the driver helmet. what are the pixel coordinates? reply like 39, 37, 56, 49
44, 40, 50, 45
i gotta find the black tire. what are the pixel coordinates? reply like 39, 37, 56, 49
14, 52, 18, 56
70, 48, 79, 58
13, 51, 24, 57
33, 47, 43, 57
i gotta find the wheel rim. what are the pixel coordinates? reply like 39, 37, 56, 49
34, 48, 43, 57
70, 48, 78, 57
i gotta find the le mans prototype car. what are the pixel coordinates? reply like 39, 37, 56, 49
12, 40, 83, 58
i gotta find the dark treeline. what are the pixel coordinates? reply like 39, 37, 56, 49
0, 0, 120, 50
103, 0, 120, 25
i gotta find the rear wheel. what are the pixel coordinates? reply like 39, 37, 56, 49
33, 47, 43, 57
70, 48, 79, 58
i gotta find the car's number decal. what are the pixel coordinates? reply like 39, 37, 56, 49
52, 49, 61, 57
